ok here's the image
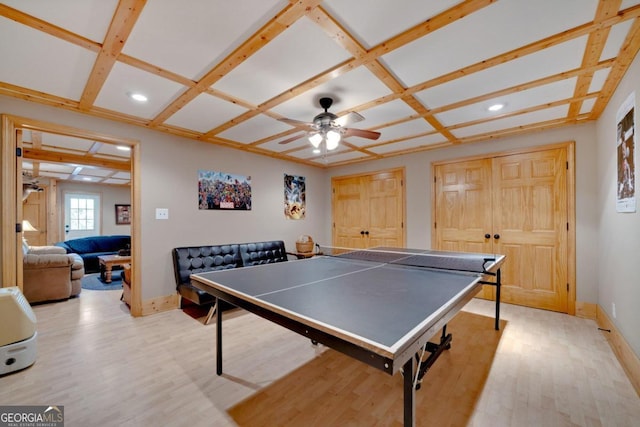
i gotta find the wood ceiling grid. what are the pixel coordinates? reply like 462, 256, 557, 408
567, 0, 621, 118
0, 1, 639, 168
78, 0, 147, 110
590, 17, 640, 118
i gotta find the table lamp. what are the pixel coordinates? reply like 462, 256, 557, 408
22, 219, 37, 246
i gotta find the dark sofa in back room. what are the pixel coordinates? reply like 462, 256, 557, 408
55, 235, 131, 274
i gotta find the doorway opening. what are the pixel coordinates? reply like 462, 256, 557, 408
1, 114, 141, 316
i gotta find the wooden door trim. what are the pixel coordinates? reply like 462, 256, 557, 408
431, 141, 576, 315
0, 114, 143, 316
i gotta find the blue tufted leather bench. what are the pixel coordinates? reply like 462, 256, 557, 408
172, 240, 289, 323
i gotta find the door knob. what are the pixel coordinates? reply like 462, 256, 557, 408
360, 230, 365, 235
484, 234, 491, 239
493, 234, 500, 240
364, 231, 369, 235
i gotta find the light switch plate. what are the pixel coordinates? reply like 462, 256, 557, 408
155, 208, 169, 220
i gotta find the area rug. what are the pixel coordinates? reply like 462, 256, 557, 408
81, 272, 123, 291
228, 311, 506, 426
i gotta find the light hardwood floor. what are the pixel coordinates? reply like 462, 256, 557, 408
1, 289, 638, 426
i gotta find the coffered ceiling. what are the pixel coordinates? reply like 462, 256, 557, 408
2, 0, 640, 170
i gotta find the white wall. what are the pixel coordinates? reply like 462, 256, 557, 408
57, 181, 131, 237
595, 50, 640, 357
327, 124, 600, 304
0, 96, 327, 300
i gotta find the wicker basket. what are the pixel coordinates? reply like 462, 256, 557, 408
296, 236, 314, 253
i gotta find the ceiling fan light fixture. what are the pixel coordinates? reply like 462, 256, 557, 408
309, 132, 322, 148
326, 129, 341, 150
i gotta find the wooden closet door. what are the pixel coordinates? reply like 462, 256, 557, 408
332, 169, 404, 249
367, 170, 404, 247
433, 146, 570, 312
433, 158, 494, 298
333, 176, 368, 249
492, 148, 568, 312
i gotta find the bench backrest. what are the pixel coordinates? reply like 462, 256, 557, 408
239, 240, 288, 266
172, 244, 242, 288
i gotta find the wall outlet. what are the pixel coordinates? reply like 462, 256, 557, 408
155, 208, 169, 220
612, 302, 617, 319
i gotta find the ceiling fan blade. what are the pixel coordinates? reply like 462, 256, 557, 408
335, 111, 364, 127
343, 127, 381, 140
278, 118, 313, 128
278, 133, 306, 145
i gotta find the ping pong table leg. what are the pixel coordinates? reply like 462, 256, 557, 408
403, 358, 415, 427
216, 299, 223, 375
495, 269, 501, 331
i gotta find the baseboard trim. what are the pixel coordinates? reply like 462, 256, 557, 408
140, 293, 180, 316
575, 301, 597, 319
596, 305, 640, 397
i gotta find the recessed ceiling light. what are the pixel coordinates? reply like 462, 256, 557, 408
488, 103, 505, 112
117, 145, 131, 151
128, 92, 148, 102
312, 148, 321, 154
82, 177, 93, 181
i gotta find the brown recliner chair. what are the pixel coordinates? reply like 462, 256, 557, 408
22, 245, 84, 303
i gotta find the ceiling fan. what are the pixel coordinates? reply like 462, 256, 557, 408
278, 97, 381, 150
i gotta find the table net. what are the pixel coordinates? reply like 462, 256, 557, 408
319, 246, 496, 274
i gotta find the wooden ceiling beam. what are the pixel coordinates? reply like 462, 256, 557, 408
23, 148, 130, 172
568, 0, 622, 118
0, 4, 100, 52
149, 0, 324, 127
590, 17, 640, 118
78, 0, 147, 110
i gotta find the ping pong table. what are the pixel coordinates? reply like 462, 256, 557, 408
191, 246, 505, 426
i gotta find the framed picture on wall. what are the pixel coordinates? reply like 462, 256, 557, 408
115, 204, 131, 225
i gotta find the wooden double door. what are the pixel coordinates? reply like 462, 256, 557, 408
433, 144, 574, 313
332, 168, 405, 249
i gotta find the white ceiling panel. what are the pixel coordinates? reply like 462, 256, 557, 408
414, 36, 588, 110
38, 171, 72, 180
32, 163, 75, 174
96, 143, 131, 159
368, 134, 447, 154
2, 0, 118, 43
39, 133, 95, 151
452, 105, 570, 138
102, 178, 129, 185
123, 0, 286, 80
94, 62, 186, 119
381, 0, 598, 87
355, 100, 419, 129
323, 0, 461, 49
165, 93, 249, 133
0, 17, 96, 100
370, 119, 434, 143
434, 78, 578, 127
218, 114, 292, 144
258, 134, 309, 152
580, 98, 597, 115
213, 16, 352, 106
272, 66, 393, 121
600, 20, 635, 61
589, 68, 612, 94
78, 167, 113, 178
